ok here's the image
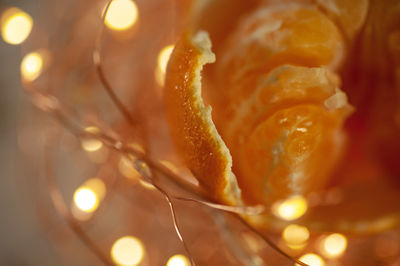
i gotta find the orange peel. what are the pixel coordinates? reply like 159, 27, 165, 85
164, 31, 242, 205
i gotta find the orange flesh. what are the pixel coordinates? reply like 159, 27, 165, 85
164, 0, 400, 232
211, 5, 352, 204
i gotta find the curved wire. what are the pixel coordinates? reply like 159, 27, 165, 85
92, 0, 137, 126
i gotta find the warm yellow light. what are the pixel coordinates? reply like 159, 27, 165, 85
119, 156, 139, 179
138, 179, 155, 190
1, 7, 33, 45
72, 178, 105, 219
158, 45, 174, 74
282, 224, 310, 249
322, 233, 347, 258
296, 253, 325, 266
105, 0, 138, 31
273, 195, 308, 221
81, 126, 103, 152
111, 236, 144, 266
155, 44, 174, 87
20, 52, 43, 82
166, 254, 190, 266
73, 188, 98, 212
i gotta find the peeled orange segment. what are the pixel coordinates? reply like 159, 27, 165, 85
315, 0, 369, 39
218, 5, 345, 86
164, 31, 242, 205
237, 104, 347, 204
210, 64, 352, 205
220, 65, 349, 142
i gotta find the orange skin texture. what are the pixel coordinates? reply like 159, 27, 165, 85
164, 33, 236, 204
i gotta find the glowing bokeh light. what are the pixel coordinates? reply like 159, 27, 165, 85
321, 233, 347, 258
155, 44, 174, 86
72, 178, 105, 219
73, 188, 98, 212
272, 195, 308, 221
118, 156, 139, 179
105, 0, 138, 31
296, 253, 325, 266
166, 254, 190, 266
138, 179, 155, 190
81, 126, 103, 152
20, 52, 43, 82
282, 224, 310, 249
158, 45, 174, 74
1, 7, 33, 45
111, 236, 144, 266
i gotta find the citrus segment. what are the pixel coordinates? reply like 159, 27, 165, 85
316, 0, 369, 39
218, 5, 345, 87
237, 104, 347, 203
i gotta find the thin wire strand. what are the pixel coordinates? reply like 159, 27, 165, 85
152, 182, 196, 266
173, 196, 265, 216
237, 216, 308, 266
92, 0, 137, 126
25, 87, 307, 265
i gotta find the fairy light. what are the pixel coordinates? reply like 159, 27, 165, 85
81, 126, 103, 152
111, 236, 144, 266
158, 45, 174, 74
155, 44, 174, 86
296, 253, 325, 266
138, 179, 155, 190
73, 178, 105, 213
20, 52, 43, 82
105, 0, 138, 31
118, 156, 139, 179
321, 233, 347, 258
74, 188, 98, 212
1, 7, 33, 45
272, 195, 308, 221
282, 224, 310, 249
166, 254, 190, 266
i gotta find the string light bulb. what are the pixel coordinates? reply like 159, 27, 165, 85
81, 126, 103, 152
74, 188, 98, 212
104, 0, 138, 31
296, 253, 325, 266
111, 236, 144, 266
20, 51, 43, 82
321, 233, 347, 258
282, 224, 310, 249
73, 178, 106, 213
119, 155, 140, 179
1, 7, 33, 45
272, 195, 308, 221
166, 254, 190, 266
155, 44, 174, 86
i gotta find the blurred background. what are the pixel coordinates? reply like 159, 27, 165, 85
1, 0, 400, 266
0, 1, 60, 265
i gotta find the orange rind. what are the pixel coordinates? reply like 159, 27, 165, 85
164, 31, 242, 205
